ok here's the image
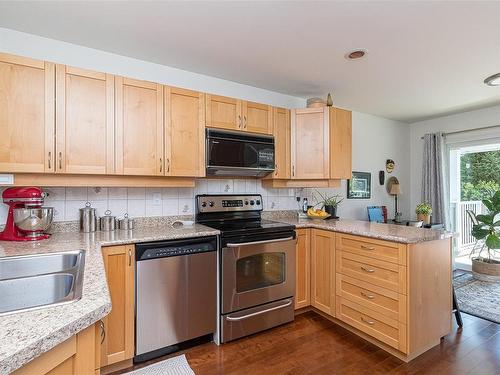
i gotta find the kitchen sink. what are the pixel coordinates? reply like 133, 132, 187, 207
0, 250, 85, 315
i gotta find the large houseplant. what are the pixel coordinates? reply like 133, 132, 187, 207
314, 190, 344, 218
470, 190, 500, 281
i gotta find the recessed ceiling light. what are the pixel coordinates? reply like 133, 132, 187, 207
484, 73, 500, 86
346, 49, 367, 60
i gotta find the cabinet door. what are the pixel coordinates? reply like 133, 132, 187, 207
206, 94, 241, 131
311, 229, 335, 316
55, 65, 114, 174
272, 107, 291, 179
115, 77, 163, 176
165, 87, 205, 177
329, 107, 352, 179
291, 108, 329, 179
0, 53, 54, 173
101, 245, 135, 366
295, 228, 310, 309
242, 101, 272, 134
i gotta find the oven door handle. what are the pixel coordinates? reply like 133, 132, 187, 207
226, 236, 294, 248
225, 299, 293, 321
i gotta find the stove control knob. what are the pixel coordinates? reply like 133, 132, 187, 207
256, 200, 261, 206
209, 201, 215, 207
250, 200, 255, 205
201, 201, 207, 208
244, 200, 249, 205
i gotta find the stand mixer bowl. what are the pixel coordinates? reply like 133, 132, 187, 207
13, 207, 54, 237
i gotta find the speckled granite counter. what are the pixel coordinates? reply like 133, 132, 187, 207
0, 224, 219, 375
262, 212, 453, 244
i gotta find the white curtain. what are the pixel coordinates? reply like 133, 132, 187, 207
422, 133, 449, 227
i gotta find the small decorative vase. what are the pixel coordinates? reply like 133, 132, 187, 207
417, 213, 430, 224
324, 205, 337, 218
326, 93, 333, 107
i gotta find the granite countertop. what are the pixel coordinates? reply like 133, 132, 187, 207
267, 216, 454, 244
0, 223, 219, 375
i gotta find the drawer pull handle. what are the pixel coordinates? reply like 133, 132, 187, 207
361, 317, 375, 325
361, 266, 375, 273
361, 245, 375, 250
361, 291, 375, 299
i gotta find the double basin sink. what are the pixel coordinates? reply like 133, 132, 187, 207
0, 250, 85, 315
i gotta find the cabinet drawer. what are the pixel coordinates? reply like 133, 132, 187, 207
336, 234, 406, 265
336, 274, 406, 323
336, 297, 407, 353
336, 251, 406, 294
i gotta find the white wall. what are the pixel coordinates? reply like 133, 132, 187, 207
409, 104, 500, 211
304, 111, 410, 221
0, 28, 304, 108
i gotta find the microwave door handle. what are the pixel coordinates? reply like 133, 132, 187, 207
226, 299, 293, 321
226, 236, 294, 247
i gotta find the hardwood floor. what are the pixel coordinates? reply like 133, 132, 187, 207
113, 311, 500, 375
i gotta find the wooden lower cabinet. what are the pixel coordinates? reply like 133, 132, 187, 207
13, 324, 97, 375
100, 245, 135, 367
295, 230, 452, 361
310, 229, 335, 315
295, 228, 310, 309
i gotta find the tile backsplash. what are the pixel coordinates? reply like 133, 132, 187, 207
0, 179, 302, 223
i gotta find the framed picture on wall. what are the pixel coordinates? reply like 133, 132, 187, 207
347, 172, 372, 199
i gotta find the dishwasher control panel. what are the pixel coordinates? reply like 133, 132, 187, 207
135, 236, 217, 261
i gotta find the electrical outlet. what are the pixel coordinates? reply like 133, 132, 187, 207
152, 193, 162, 206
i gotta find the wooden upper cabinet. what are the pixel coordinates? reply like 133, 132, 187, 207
115, 77, 163, 176
311, 229, 336, 316
0, 53, 54, 173
100, 245, 135, 367
55, 65, 114, 175
329, 107, 352, 180
165, 87, 205, 177
206, 94, 241, 131
291, 107, 330, 179
273, 107, 291, 179
241, 101, 272, 134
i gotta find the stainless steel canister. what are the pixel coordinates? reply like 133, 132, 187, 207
118, 213, 134, 230
79, 202, 97, 233
99, 210, 117, 232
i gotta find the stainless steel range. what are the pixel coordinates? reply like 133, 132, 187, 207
196, 194, 296, 343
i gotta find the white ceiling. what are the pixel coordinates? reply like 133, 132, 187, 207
1, 1, 500, 123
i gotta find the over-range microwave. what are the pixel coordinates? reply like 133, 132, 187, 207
206, 129, 275, 177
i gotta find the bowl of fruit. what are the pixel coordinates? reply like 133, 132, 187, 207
306, 208, 331, 220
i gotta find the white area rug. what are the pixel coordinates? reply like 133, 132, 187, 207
126, 355, 195, 375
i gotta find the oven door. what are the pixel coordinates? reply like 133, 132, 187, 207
221, 236, 295, 314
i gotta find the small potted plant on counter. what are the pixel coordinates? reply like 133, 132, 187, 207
470, 190, 500, 281
314, 190, 344, 219
415, 202, 432, 224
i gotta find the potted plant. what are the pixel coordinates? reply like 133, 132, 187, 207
470, 190, 500, 281
415, 202, 432, 224
313, 190, 344, 218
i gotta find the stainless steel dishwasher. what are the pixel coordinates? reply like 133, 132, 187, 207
134, 236, 217, 363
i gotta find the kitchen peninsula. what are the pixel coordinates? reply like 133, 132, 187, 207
0, 216, 452, 373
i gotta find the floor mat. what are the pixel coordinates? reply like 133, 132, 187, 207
453, 271, 500, 324
125, 354, 195, 375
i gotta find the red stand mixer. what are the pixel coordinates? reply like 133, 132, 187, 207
0, 187, 54, 241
